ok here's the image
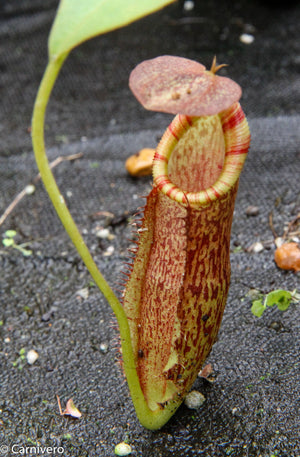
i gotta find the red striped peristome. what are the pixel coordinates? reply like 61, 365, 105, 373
153, 102, 250, 208
123, 102, 250, 412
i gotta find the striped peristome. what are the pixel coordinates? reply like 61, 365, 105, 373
123, 102, 250, 412
153, 103, 250, 207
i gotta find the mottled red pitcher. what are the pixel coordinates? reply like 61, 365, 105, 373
123, 57, 250, 414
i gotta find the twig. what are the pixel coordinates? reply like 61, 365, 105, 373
283, 212, 300, 240
268, 211, 278, 239
0, 152, 83, 227
56, 394, 63, 416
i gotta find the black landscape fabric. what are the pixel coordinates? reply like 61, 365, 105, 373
0, 1, 299, 456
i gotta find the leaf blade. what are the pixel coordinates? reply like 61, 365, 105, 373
49, 0, 175, 59
251, 299, 265, 317
265, 289, 292, 311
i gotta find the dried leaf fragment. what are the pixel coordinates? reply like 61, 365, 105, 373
198, 363, 216, 382
57, 395, 82, 418
76, 287, 89, 300
274, 242, 300, 272
125, 148, 155, 176
129, 55, 242, 116
64, 399, 82, 418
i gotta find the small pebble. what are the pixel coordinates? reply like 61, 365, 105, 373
184, 390, 205, 409
246, 289, 261, 300
96, 228, 115, 240
183, 0, 194, 11
269, 321, 282, 332
114, 442, 132, 456
239, 33, 254, 44
25, 184, 35, 195
76, 288, 89, 300
274, 237, 284, 248
96, 228, 110, 239
27, 349, 39, 365
245, 205, 259, 217
100, 343, 108, 353
41, 309, 55, 322
248, 241, 264, 253
103, 245, 115, 256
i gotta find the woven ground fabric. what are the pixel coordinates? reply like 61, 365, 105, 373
0, 1, 299, 456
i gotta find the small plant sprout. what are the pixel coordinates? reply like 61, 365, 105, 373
2, 229, 17, 244
2, 230, 32, 257
31, 2, 251, 429
12, 348, 26, 369
251, 289, 300, 318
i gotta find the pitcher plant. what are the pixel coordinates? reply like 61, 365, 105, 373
122, 56, 250, 423
31, 1, 250, 431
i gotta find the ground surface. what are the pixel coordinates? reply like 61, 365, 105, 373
0, 1, 299, 456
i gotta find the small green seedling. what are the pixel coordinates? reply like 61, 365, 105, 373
12, 347, 26, 369
251, 289, 300, 317
2, 230, 32, 257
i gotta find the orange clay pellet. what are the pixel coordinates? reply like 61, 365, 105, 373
125, 148, 155, 177
274, 242, 300, 272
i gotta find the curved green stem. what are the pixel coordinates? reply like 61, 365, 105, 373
31, 55, 178, 429
32, 54, 125, 326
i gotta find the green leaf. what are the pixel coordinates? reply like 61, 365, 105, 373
4, 230, 17, 238
22, 249, 33, 257
2, 238, 14, 247
49, 0, 175, 59
265, 289, 292, 312
251, 299, 265, 317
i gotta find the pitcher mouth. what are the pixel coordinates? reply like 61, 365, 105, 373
153, 102, 250, 208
